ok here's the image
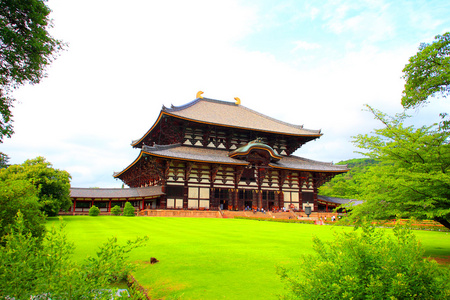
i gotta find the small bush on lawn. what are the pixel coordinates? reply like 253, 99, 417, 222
89, 205, 100, 216
123, 202, 135, 217
111, 205, 122, 216
278, 222, 450, 300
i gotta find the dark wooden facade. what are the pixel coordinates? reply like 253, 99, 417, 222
115, 97, 348, 212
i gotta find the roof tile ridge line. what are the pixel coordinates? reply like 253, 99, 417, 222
71, 187, 127, 190
237, 104, 320, 134
143, 143, 182, 151
70, 187, 128, 190
164, 97, 236, 112
163, 98, 201, 112
287, 154, 348, 167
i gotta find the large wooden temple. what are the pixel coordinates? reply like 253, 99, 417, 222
113, 94, 348, 212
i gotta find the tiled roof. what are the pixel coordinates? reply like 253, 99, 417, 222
70, 186, 163, 199
163, 98, 321, 136
270, 155, 349, 172
318, 195, 363, 206
142, 144, 248, 165
140, 144, 347, 173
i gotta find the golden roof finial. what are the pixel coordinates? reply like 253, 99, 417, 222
234, 97, 241, 105
196, 91, 204, 99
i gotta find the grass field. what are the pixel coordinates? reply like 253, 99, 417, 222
47, 216, 450, 299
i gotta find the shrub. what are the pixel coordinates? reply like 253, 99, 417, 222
0, 212, 148, 299
0, 179, 46, 244
88, 205, 100, 216
123, 202, 135, 217
278, 223, 450, 299
111, 205, 122, 216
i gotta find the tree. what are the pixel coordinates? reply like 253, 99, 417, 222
402, 32, 450, 109
0, 179, 45, 243
0, 0, 64, 142
278, 224, 450, 299
0, 212, 148, 299
0, 156, 72, 216
0, 152, 8, 168
349, 105, 450, 229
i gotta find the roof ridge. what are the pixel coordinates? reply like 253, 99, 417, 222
164, 97, 236, 112
142, 143, 182, 152
287, 154, 349, 169
70, 186, 158, 191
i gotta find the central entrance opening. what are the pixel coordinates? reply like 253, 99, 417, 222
239, 189, 254, 209
214, 188, 230, 210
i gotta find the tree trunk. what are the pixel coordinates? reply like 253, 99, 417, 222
434, 216, 450, 230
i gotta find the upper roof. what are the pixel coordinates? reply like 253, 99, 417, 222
70, 186, 163, 199
163, 98, 321, 136
132, 97, 322, 147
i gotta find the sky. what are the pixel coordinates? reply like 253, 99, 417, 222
3, 0, 450, 188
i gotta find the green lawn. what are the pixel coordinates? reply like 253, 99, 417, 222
47, 216, 450, 299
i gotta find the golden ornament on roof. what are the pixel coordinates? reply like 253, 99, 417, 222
196, 91, 204, 99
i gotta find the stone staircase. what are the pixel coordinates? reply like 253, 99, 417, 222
139, 209, 221, 218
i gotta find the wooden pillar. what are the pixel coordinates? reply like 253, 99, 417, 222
234, 189, 240, 210
184, 162, 193, 209
234, 166, 244, 210
108, 200, 111, 212
278, 170, 287, 210
183, 184, 189, 209
228, 189, 234, 210
73, 200, 76, 215
313, 185, 319, 212
278, 191, 284, 209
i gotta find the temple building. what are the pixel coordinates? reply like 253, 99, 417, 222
112, 94, 348, 212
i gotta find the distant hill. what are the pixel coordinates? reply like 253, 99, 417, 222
335, 158, 379, 169
319, 158, 379, 199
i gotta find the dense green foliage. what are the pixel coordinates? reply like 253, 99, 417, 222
0, 213, 147, 299
348, 106, 450, 229
402, 32, 450, 109
0, 179, 45, 243
111, 205, 122, 216
123, 202, 135, 216
0, 157, 72, 216
319, 158, 379, 199
89, 205, 100, 216
278, 223, 450, 300
0, 0, 64, 142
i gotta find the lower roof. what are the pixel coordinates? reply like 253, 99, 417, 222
115, 144, 348, 178
70, 186, 164, 199
318, 195, 363, 206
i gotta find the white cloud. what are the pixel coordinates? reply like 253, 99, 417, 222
291, 40, 322, 52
